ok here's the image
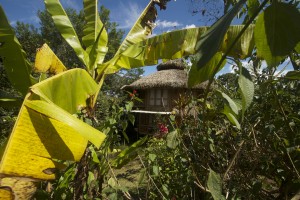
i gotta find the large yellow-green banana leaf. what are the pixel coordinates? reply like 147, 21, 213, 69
44, 0, 89, 67
83, 0, 108, 71
99, 25, 255, 72
99, 0, 164, 75
0, 6, 32, 96
0, 69, 105, 191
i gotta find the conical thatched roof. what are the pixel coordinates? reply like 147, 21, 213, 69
122, 59, 207, 90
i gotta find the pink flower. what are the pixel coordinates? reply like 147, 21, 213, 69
158, 123, 168, 134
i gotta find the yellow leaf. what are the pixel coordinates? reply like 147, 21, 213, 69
0, 69, 105, 181
0, 187, 13, 200
35, 43, 67, 74
0, 177, 36, 200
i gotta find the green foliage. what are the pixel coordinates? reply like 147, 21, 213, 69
254, 2, 300, 67
193, 0, 246, 71
207, 169, 225, 200
0, 6, 32, 96
1, 0, 300, 199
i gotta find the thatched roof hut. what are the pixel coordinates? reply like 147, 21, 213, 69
122, 59, 207, 90
122, 59, 207, 135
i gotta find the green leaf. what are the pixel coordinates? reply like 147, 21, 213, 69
296, 42, 300, 53
223, 105, 241, 130
217, 90, 239, 115
102, 1, 172, 74
138, 168, 146, 186
0, 6, 32, 96
188, 52, 226, 87
30, 68, 97, 114
207, 169, 226, 200
83, 0, 108, 72
220, 24, 255, 59
0, 90, 22, 108
44, 0, 88, 66
148, 153, 156, 162
285, 71, 300, 80
128, 114, 135, 126
194, 0, 246, 70
89, 146, 100, 163
114, 1, 161, 56
238, 67, 254, 116
108, 177, 116, 187
254, 2, 300, 67
112, 136, 148, 169
99, 25, 254, 73
247, 0, 260, 19
152, 165, 159, 176
166, 130, 179, 149
87, 171, 95, 185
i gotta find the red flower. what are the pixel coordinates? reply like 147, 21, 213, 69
158, 123, 168, 134
133, 90, 137, 94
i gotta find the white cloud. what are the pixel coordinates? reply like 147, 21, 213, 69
116, 2, 143, 29
184, 24, 196, 29
62, 0, 81, 11
10, 15, 40, 26
156, 20, 182, 28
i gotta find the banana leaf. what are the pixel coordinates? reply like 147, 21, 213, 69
114, 0, 159, 55
83, 0, 108, 71
44, 0, 89, 67
0, 177, 36, 199
0, 69, 105, 182
100, 0, 164, 74
34, 43, 67, 74
99, 25, 254, 73
0, 6, 32, 96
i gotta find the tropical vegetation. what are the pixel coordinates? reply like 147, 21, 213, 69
0, 0, 299, 199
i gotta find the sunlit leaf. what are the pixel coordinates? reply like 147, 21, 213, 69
83, 0, 108, 71
0, 6, 32, 96
115, 1, 160, 55
99, 24, 254, 74
35, 43, 67, 74
238, 66, 254, 116
44, 0, 88, 66
0, 69, 105, 181
217, 90, 239, 115
103, 0, 169, 74
166, 130, 179, 149
207, 169, 226, 200
223, 105, 241, 130
221, 24, 255, 59
254, 2, 300, 67
188, 52, 226, 87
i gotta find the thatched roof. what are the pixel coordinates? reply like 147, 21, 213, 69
122, 59, 208, 90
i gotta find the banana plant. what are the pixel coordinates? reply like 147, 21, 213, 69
1, 0, 300, 198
